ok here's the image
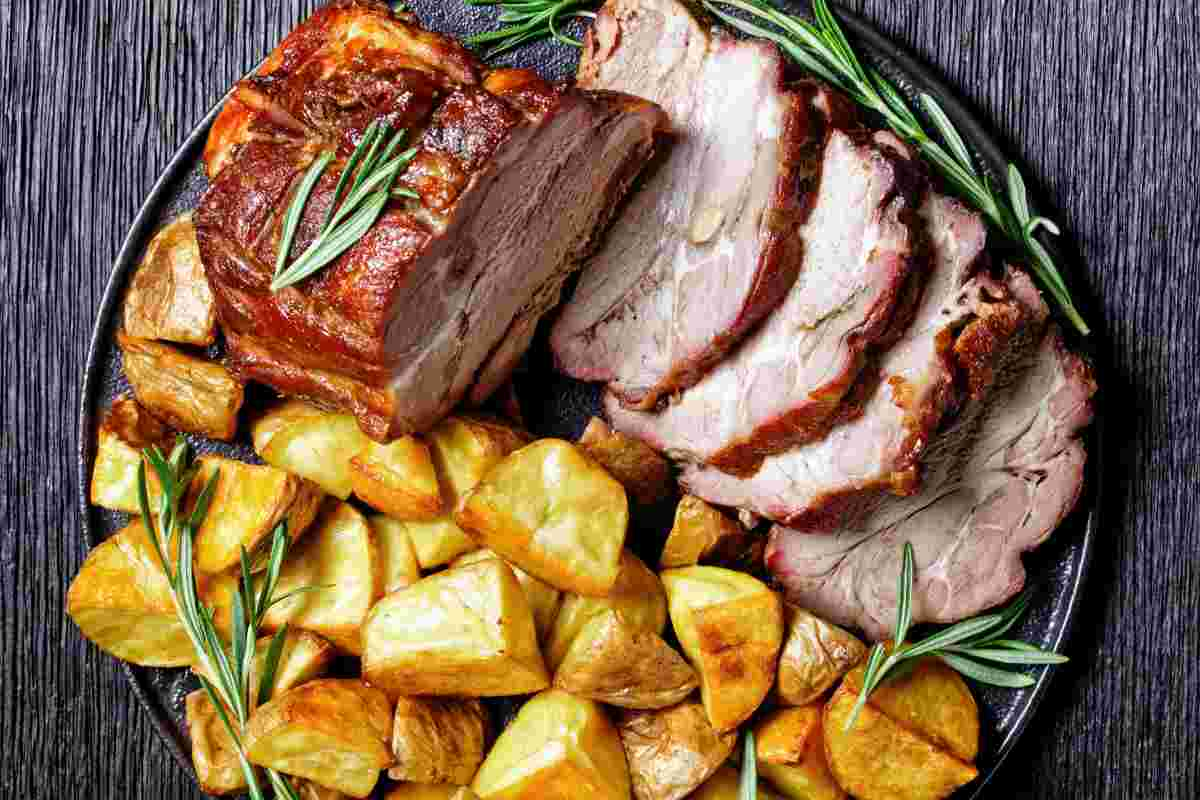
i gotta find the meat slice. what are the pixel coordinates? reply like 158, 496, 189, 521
765, 320, 1096, 640
195, 1, 665, 440
681, 195, 1022, 527
549, 0, 823, 409
606, 129, 926, 474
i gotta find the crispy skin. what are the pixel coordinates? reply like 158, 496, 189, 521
123, 213, 216, 346
618, 701, 736, 800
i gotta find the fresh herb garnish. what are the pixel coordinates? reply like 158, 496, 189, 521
739, 729, 758, 800
844, 541, 1068, 730
272, 121, 419, 292
701, 0, 1088, 335
463, 0, 600, 58
136, 437, 306, 800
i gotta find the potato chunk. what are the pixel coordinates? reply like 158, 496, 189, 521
369, 516, 421, 594
252, 399, 326, 452
90, 394, 173, 513
554, 610, 697, 709
452, 549, 561, 642
117, 332, 244, 440
362, 559, 549, 697
388, 697, 489, 784
386, 786, 479, 800
577, 417, 672, 506
244, 678, 394, 798
659, 496, 758, 570
617, 700, 735, 800
427, 415, 530, 509
754, 705, 822, 766
543, 551, 667, 670
192, 455, 325, 575
403, 514, 478, 570
758, 723, 845, 800
66, 520, 195, 666
662, 566, 783, 732
186, 690, 246, 795
472, 690, 630, 800
691, 766, 782, 800
123, 213, 216, 345
193, 629, 335, 713
823, 680, 977, 800
258, 408, 372, 500
456, 439, 628, 596
261, 502, 382, 655
350, 436, 442, 520
776, 607, 867, 707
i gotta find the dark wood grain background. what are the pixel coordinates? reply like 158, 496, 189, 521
2, 1, 1196, 797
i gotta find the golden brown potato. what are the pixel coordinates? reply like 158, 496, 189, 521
842, 654, 979, 763
822, 681, 977, 800
577, 417, 673, 506
387, 697, 490, 784
123, 213, 216, 346
261, 502, 382, 655
402, 514, 478, 570
456, 439, 628, 596
350, 436, 442, 520
362, 559, 549, 697
690, 766, 783, 800
617, 700, 735, 800
755, 705, 822, 766
776, 607, 868, 707
193, 629, 336, 712
252, 399, 327, 453
758, 723, 845, 800
472, 689, 630, 800
186, 690, 246, 795
369, 515, 421, 594
385, 786, 479, 800
553, 610, 697, 709
191, 455, 325, 575
660, 495, 759, 570
66, 520, 196, 667
89, 394, 172, 513
543, 550, 667, 670
258, 408, 372, 500
452, 549, 561, 642
426, 415, 531, 509
117, 332, 244, 441
661, 566, 783, 732
244, 678, 394, 798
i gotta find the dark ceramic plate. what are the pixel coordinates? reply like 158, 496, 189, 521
77, 1, 1103, 797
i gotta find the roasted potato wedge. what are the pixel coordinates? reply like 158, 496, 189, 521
577, 417, 673, 506
618, 700, 735, 800
123, 213, 216, 345
554, 610, 697, 709
662, 566, 783, 732
426, 415, 530, 509
117, 332, 244, 441
186, 690, 246, 795
842, 653, 979, 763
758, 723, 845, 800
350, 436, 442, 520
261, 502, 382, 655
823, 679, 977, 800
776, 606, 868, 707
258, 408, 372, 500
244, 678, 394, 799
388, 697, 490, 784
402, 514, 478, 570
90, 395, 172, 513
456, 439, 629, 596
369, 515, 421, 594
543, 550, 667, 670
66, 520, 196, 666
755, 705, 823, 766
362, 559, 549, 697
692, 766, 783, 800
193, 629, 336, 712
660, 495, 758, 570
192, 455, 325, 575
452, 548, 561, 642
472, 689, 630, 800
252, 399, 327, 452
386, 786, 479, 800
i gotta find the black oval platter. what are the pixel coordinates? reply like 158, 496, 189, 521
77, 1, 1104, 797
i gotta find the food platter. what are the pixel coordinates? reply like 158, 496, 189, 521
77, 1, 1103, 796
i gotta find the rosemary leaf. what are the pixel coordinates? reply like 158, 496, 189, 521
944, 646, 1070, 666
937, 654, 1038, 688
739, 730, 757, 800
275, 152, 333, 280
258, 624, 291, 708
893, 542, 915, 648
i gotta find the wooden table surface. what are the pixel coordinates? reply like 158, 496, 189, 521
2, 1, 1195, 797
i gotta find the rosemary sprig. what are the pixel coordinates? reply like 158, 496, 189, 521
463, 0, 600, 58
738, 730, 758, 800
843, 542, 1068, 731
272, 121, 418, 292
701, 0, 1088, 335
136, 438, 304, 800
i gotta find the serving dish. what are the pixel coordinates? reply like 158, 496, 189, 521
76, 1, 1103, 796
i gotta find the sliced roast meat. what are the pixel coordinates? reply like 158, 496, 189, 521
765, 317, 1096, 640
682, 195, 1025, 528
550, 0, 824, 409
196, 2, 665, 440
606, 128, 926, 474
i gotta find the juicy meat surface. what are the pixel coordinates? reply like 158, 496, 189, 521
606, 128, 926, 474
195, 0, 664, 440
550, 0, 820, 409
765, 319, 1096, 640
682, 195, 1025, 527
